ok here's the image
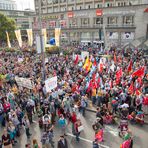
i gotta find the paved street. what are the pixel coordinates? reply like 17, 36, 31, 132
1, 110, 148, 148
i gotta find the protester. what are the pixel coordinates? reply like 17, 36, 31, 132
57, 135, 68, 148
0, 46, 147, 148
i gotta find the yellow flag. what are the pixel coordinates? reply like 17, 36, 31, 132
26, 29, 33, 46
6, 31, 11, 48
83, 57, 89, 69
15, 30, 22, 47
42, 28, 47, 48
55, 28, 61, 47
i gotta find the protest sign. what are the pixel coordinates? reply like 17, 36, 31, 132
15, 77, 33, 89
45, 76, 57, 92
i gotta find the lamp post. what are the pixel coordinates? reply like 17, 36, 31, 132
38, 0, 46, 81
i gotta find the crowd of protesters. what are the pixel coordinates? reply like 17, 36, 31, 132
0, 46, 148, 148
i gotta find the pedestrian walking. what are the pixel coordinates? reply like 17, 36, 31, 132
23, 115, 32, 138
58, 114, 67, 136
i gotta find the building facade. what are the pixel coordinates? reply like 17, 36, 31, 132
34, 0, 148, 46
0, 0, 17, 10
0, 9, 35, 30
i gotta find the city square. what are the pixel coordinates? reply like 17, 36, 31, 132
0, 0, 148, 148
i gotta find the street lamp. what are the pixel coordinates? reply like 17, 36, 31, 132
38, 0, 46, 81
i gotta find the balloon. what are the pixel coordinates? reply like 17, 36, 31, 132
48, 38, 55, 45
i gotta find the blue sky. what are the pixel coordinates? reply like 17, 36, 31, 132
16, 0, 35, 10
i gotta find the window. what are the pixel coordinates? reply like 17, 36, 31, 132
69, 18, 77, 27
107, 17, 118, 25
118, 3, 120, 6
80, 6, 81, 10
107, 3, 109, 7
72, 7, 73, 10
97, 4, 99, 8
94, 17, 103, 25
123, 16, 134, 25
88, 5, 90, 9
81, 18, 90, 27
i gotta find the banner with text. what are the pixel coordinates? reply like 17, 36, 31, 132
45, 76, 57, 92
15, 77, 33, 89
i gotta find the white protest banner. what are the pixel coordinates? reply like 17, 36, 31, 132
15, 77, 33, 89
81, 51, 89, 62
45, 76, 57, 92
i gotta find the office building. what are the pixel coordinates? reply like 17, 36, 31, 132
33, 0, 148, 46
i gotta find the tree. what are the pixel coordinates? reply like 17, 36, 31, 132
0, 13, 16, 42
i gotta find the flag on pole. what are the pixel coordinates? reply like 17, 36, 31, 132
132, 67, 145, 78
116, 68, 122, 85
6, 31, 11, 48
128, 81, 134, 95
26, 29, 33, 47
15, 30, 22, 47
127, 60, 133, 73
74, 55, 79, 65
83, 57, 92, 72
116, 68, 122, 79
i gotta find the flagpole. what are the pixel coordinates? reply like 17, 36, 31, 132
39, 0, 46, 81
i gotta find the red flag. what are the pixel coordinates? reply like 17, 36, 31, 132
99, 63, 103, 73
92, 73, 96, 81
116, 68, 122, 80
143, 96, 148, 105
97, 77, 100, 88
128, 81, 134, 94
114, 53, 117, 63
132, 67, 145, 78
74, 55, 79, 65
93, 59, 97, 67
127, 60, 133, 72
87, 80, 92, 92
135, 89, 141, 96
137, 77, 142, 85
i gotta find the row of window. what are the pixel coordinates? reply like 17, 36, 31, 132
0, 3, 16, 10
39, 16, 135, 28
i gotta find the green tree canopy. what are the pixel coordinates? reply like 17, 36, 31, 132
0, 13, 16, 42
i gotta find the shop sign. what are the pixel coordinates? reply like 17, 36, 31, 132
96, 9, 103, 16
68, 11, 74, 18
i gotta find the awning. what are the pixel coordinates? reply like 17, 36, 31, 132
144, 8, 148, 13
